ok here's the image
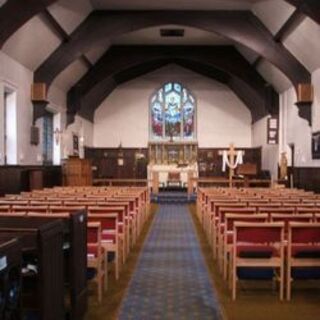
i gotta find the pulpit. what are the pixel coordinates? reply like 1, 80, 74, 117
62, 157, 92, 186
237, 163, 257, 187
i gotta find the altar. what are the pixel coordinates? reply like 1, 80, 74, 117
148, 141, 198, 193
148, 163, 198, 190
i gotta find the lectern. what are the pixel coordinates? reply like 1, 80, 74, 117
62, 156, 92, 186
237, 163, 257, 187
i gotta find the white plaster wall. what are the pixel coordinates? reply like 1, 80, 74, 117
0, 81, 4, 165
252, 116, 279, 179
64, 115, 94, 159
0, 51, 40, 165
0, 50, 93, 165
281, 68, 320, 167
93, 65, 252, 148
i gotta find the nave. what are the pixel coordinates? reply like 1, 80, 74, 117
118, 204, 222, 320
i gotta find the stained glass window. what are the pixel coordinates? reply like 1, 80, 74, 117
150, 82, 196, 140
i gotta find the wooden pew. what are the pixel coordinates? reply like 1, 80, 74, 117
27, 210, 88, 320
0, 217, 65, 320
0, 236, 22, 320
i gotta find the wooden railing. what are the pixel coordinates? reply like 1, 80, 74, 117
93, 179, 148, 186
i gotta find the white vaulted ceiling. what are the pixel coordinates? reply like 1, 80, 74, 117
257, 60, 292, 93
2, 15, 62, 71
283, 17, 320, 72
252, 0, 295, 35
91, 0, 263, 11
1, 0, 319, 94
52, 59, 89, 91
112, 25, 230, 46
48, 0, 93, 35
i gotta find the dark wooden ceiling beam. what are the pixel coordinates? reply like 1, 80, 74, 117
34, 10, 310, 91
284, 0, 320, 25
274, 9, 305, 42
41, 9, 92, 70
66, 45, 278, 125
252, 9, 305, 68
0, 0, 58, 48
42, 9, 69, 41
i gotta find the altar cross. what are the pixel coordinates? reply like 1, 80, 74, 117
226, 143, 237, 186
219, 143, 240, 187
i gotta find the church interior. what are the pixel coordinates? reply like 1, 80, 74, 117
0, 0, 320, 319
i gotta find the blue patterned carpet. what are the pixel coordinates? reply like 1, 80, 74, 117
118, 204, 223, 320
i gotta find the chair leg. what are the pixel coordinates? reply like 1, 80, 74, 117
97, 273, 103, 303
280, 265, 284, 301
115, 251, 119, 280
232, 266, 237, 301
223, 249, 228, 280
286, 266, 292, 301
231, 251, 237, 300
104, 255, 108, 292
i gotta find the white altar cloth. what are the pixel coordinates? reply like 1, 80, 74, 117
148, 163, 198, 187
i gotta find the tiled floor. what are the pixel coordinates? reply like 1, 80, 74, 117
118, 204, 222, 320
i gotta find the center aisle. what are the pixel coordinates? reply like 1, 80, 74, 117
118, 204, 223, 320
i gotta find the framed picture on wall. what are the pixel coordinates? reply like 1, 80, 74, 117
312, 131, 320, 159
267, 117, 279, 144
73, 134, 79, 156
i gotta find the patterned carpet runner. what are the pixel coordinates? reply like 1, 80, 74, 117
151, 192, 197, 204
118, 204, 223, 320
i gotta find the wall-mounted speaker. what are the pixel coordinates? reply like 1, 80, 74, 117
30, 126, 39, 146
31, 83, 47, 102
297, 84, 314, 103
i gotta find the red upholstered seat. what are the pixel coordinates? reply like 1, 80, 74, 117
231, 222, 285, 300
236, 245, 280, 257
291, 244, 320, 257
101, 232, 116, 244
87, 222, 106, 302
287, 222, 320, 300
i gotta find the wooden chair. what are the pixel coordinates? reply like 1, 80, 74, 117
287, 222, 320, 300
89, 206, 127, 264
211, 203, 247, 257
50, 206, 85, 214
0, 205, 10, 213
0, 212, 26, 216
88, 214, 120, 280
11, 205, 48, 214
231, 222, 285, 300
222, 214, 268, 280
314, 213, 320, 222
270, 213, 313, 237
258, 207, 296, 218
217, 207, 256, 270
87, 222, 106, 303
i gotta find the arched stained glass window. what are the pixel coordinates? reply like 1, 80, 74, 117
150, 82, 196, 140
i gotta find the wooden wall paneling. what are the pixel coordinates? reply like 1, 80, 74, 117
0, 218, 65, 319
85, 147, 148, 179
0, 236, 22, 319
0, 166, 62, 196
197, 147, 262, 178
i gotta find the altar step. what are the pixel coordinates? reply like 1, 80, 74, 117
151, 192, 196, 204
